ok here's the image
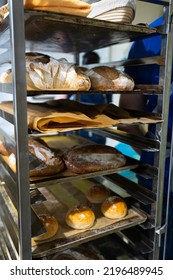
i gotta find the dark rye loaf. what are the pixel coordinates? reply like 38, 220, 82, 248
63, 144, 126, 174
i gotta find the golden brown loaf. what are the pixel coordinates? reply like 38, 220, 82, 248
101, 196, 128, 219
0, 4, 8, 25
66, 205, 95, 230
86, 66, 135, 91
0, 57, 91, 91
63, 144, 126, 174
33, 214, 59, 242
0, 136, 13, 156
0, 137, 65, 177
86, 184, 110, 203
28, 137, 65, 177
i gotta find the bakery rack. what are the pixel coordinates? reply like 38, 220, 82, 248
0, 0, 173, 260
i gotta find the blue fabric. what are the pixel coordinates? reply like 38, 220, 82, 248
126, 16, 173, 259
126, 16, 173, 176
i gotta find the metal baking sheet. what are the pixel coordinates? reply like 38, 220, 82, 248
24, 10, 157, 53
0, 10, 157, 57
31, 180, 147, 258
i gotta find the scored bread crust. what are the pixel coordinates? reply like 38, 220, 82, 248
86, 66, 135, 91
28, 137, 65, 176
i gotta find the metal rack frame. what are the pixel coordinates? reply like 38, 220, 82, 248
0, 0, 173, 260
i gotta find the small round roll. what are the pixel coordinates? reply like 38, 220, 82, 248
101, 196, 128, 219
66, 205, 95, 230
33, 214, 59, 242
86, 184, 110, 203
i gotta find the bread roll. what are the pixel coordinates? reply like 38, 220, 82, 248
86, 66, 135, 91
86, 184, 110, 203
33, 214, 59, 242
66, 205, 95, 229
101, 196, 128, 219
63, 144, 126, 174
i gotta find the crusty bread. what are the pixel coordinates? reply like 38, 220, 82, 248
66, 205, 95, 229
28, 137, 65, 177
86, 184, 110, 203
101, 196, 128, 219
63, 144, 126, 174
0, 69, 12, 84
0, 4, 8, 25
0, 56, 91, 91
0, 136, 13, 156
86, 66, 135, 91
0, 136, 65, 177
33, 214, 59, 242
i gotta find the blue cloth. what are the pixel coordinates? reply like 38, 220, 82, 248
125, 16, 173, 259
126, 16, 173, 183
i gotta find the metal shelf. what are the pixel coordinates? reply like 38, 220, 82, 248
0, 0, 172, 260
0, 10, 158, 57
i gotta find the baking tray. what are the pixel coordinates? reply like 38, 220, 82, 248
31, 179, 147, 258
23, 10, 157, 53
29, 134, 139, 188
0, 133, 139, 188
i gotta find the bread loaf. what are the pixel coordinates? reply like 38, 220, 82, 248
86, 184, 110, 203
0, 69, 12, 84
0, 136, 65, 177
0, 136, 13, 156
101, 196, 128, 219
63, 144, 126, 174
0, 4, 8, 25
33, 214, 59, 242
0, 56, 91, 91
66, 205, 95, 229
28, 137, 65, 176
86, 66, 135, 91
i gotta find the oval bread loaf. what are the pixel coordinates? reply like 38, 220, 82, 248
63, 144, 126, 174
86, 66, 135, 91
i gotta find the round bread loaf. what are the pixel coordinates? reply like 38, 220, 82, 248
66, 205, 95, 230
101, 196, 128, 219
33, 214, 59, 242
63, 144, 126, 174
86, 184, 110, 203
86, 66, 135, 91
